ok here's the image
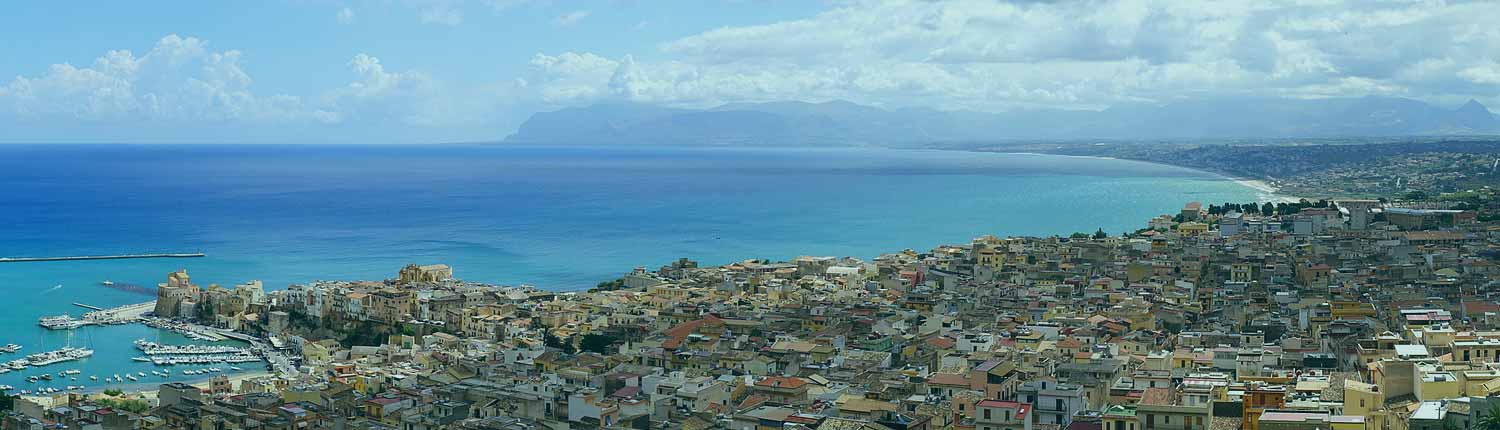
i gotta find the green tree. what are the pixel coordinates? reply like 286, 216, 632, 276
544, 331, 575, 354
1479, 404, 1500, 430
1092, 228, 1107, 239
196, 302, 216, 323
1069, 232, 1090, 239
579, 333, 618, 354
1260, 202, 1275, 216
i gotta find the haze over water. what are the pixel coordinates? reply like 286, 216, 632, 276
1, 144, 1264, 292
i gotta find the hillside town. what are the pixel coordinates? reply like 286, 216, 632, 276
9, 198, 1500, 430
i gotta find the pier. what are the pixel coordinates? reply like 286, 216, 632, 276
102, 282, 158, 297
40, 301, 157, 330
84, 301, 156, 322
0, 253, 205, 263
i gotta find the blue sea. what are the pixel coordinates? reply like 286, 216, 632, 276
0, 144, 1262, 390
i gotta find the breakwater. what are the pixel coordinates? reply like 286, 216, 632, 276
0, 253, 205, 263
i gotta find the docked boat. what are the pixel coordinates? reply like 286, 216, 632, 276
20, 347, 93, 368
38, 315, 85, 330
0, 344, 22, 354
133, 339, 250, 355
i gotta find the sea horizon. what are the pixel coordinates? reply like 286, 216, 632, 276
1, 143, 1266, 291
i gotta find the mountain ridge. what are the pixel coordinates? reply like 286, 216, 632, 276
503, 97, 1500, 145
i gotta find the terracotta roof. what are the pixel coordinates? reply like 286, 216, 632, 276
1140, 387, 1176, 406
1464, 301, 1500, 314
926, 336, 957, 349
928, 373, 969, 387
756, 376, 807, 390
662, 314, 724, 350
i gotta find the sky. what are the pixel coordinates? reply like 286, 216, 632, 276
1, 0, 1498, 143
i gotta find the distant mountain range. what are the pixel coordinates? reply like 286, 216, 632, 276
503, 96, 1500, 145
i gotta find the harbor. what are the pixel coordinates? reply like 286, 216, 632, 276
38, 301, 158, 330
0, 325, 272, 396
1, 274, 284, 397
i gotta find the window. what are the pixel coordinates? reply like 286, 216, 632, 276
985, 409, 992, 420
1057, 399, 1065, 412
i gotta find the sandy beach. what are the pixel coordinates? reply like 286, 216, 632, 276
1232, 178, 1301, 203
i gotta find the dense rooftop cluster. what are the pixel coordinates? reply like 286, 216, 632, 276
8, 200, 1500, 430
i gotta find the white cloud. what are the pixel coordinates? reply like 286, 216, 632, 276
0, 34, 306, 122
322, 53, 457, 126
336, 7, 356, 24
0, 35, 486, 135
5, 0, 1500, 142
418, 1, 463, 26
526, 51, 619, 104
530, 0, 1499, 112
485, 0, 544, 12
552, 10, 589, 27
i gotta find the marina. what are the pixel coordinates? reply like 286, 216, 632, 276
4, 347, 94, 371
37, 301, 158, 330
134, 339, 250, 355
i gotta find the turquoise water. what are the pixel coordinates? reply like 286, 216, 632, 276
0, 144, 1262, 389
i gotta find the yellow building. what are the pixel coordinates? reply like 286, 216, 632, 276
1415, 369, 1462, 401
1177, 222, 1209, 236
1330, 301, 1378, 320
1462, 370, 1500, 396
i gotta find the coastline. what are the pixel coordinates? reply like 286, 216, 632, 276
1230, 177, 1301, 204
949, 147, 1301, 204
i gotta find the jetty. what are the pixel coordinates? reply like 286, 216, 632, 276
71, 303, 103, 311
101, 282, 158, 297
0, 253, 205, 263
40, 301, 156, 330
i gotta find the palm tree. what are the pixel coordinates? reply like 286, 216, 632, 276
1478, 404, 1500, 430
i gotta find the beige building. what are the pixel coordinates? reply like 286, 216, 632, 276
369, 288, 416, 324
397, 264, 452, 284
155, 269, 200, 318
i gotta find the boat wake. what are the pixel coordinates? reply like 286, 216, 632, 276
41, 284, 62, 293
